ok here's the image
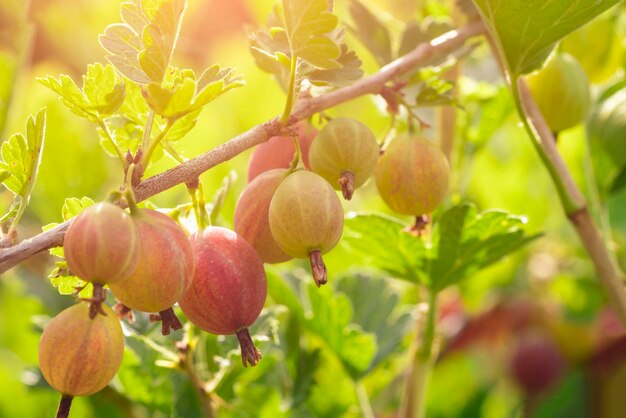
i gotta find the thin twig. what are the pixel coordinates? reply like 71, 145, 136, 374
0, 22, 485, 274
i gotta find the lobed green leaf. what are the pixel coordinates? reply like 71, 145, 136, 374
343, 204, 538, 292
282, 0, 341, 69
100, 0, 186, 84
0, 109, 46, 229
342, 212, 428, 284
429, 203, 540, 291
39, 64, 125, 121
335, 273, 412, 376
306, 42, 363, 87
304, 282, 377, 379
143, 65, 244, 119
267, 272, 378, 380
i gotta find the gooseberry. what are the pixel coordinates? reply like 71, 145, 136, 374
374, 134, 449, 216
309, 117, 380, 200
234, 168, 292, 264
269, 170, 344, 286
109, 209, 194, 335
527, 52, 590, 133
179, 227, 267, 367
39, 303, 124, 416
588, 89, 626, 168
63, 202, 140, 318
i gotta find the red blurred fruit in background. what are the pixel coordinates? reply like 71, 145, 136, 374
509, 332, 567, 395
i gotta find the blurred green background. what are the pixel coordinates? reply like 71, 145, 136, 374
1, 0, 626, 417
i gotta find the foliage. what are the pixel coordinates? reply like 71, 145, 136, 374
343, 203, 539, 291
472, 0, 623, 75
0, 0, 625, 417
0, 109, 46, 234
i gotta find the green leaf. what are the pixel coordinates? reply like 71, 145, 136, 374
195, 65, 245, 108
248, 8, 292, 87
38, 64, 125, 121
530, 370, 589, 418
267, 271, 377, 380
100, 22, 150, 84
117, 346, 175, 413
99, 118, 141, 157
335, 273, 412, 376
429, 203, 540, 291
48, 263, 90, 298
342, 212, 428, 284
414, 80, 455, 107
472, 0, 622, 75
60, 196, 96, 220
249, 3, 359, 89
139, 0, 186, 83
82, 63, 126, 115
348, 0, 392, 65
162, 111, 199, 143
304, 282, 377, 379
344, 205, 537, 292
100, 0, 186, 84
0, 109, 46, 229
281, 0, 341, 69
291, 348, 321, 408
38, 75, 93, 120
143, 66, 244, 119
306, 43, 363, 87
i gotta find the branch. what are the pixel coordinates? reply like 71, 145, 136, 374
516, 78, 626, 324
515, 79, 585, 209
0, 21, 485, 274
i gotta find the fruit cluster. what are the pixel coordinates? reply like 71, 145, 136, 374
236, 117, 450, 285
39, 203, 268, 415
38, 117, 451, 416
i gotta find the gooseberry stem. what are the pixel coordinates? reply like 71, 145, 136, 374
113, 302, 134, 323
289, 133, 305, 172
149, 307, 183, 336
124, 163, 140, 216
236, 328, 262, 367
56, 395, 73, 418
280, 56, 298, 125
96, 120, 126, 169
159, 143, 209, 231
141, 118, 176, 171
338, 171, 355, 200
83, 283, 107, 319
309, 250, 328, 287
